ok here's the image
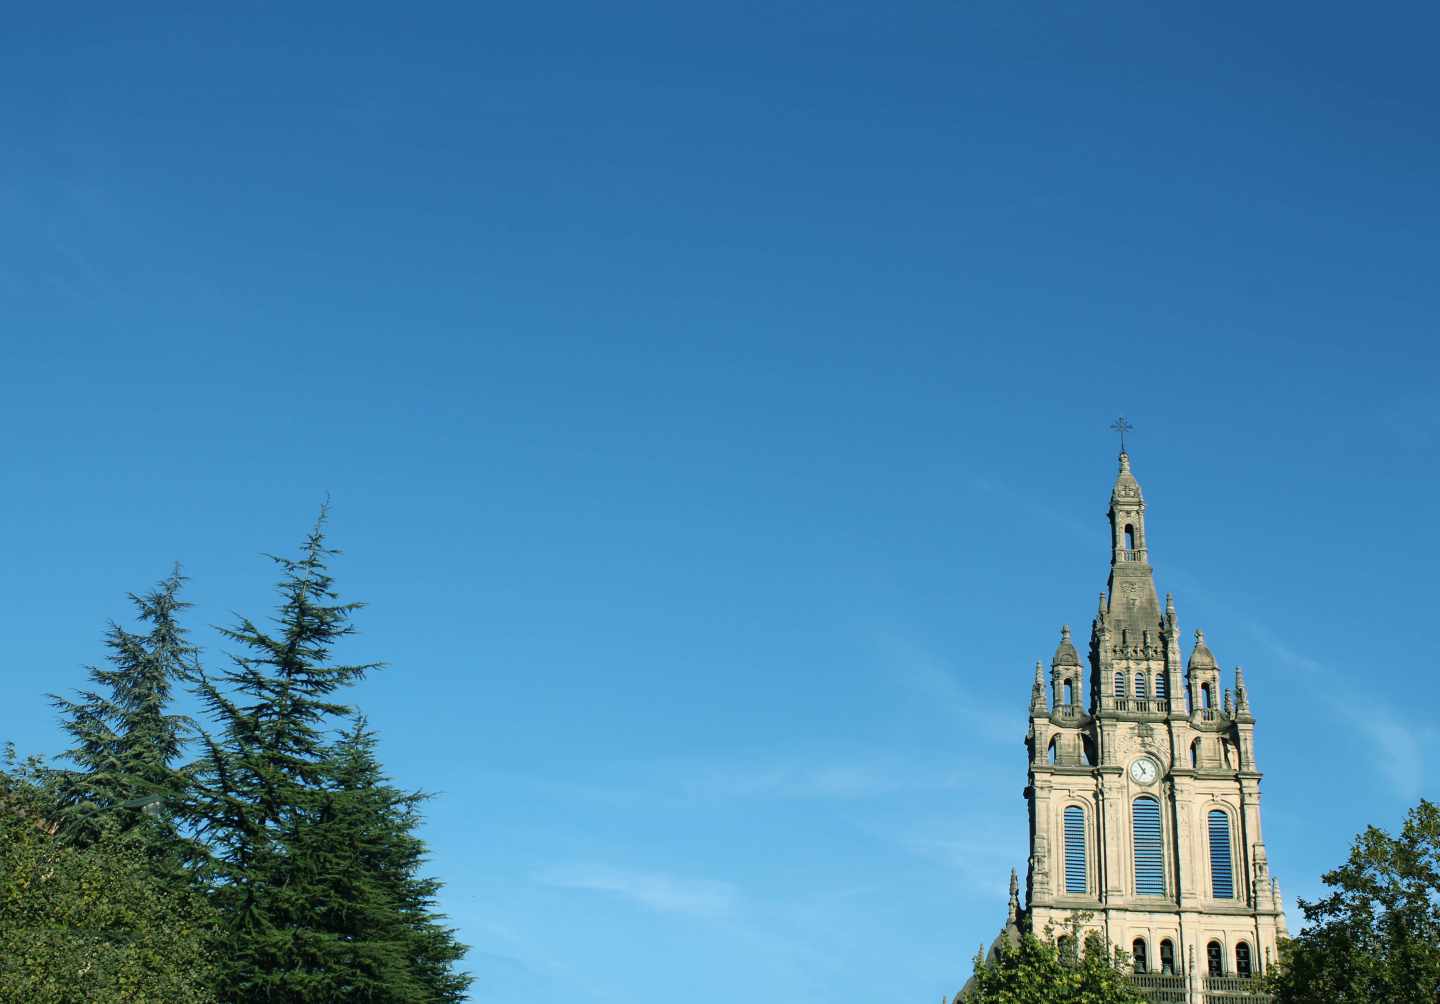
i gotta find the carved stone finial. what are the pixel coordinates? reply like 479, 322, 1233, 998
1224, 688, 1235, 715
1195, 629, 1205, 644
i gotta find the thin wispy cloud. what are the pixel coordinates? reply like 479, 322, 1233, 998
683, 757, 982, 801
871, 632, 1016, 746
969, 473, 1092, 543
537, 865, 739, 919
884, 809, 1026, 902
1241, 620, 1431, 801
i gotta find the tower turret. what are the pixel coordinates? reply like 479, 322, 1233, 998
1051, 626, 1082, 711
1188, 630, 1222, 716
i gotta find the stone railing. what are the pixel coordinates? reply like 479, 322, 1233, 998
1125, 973, 1270, 1004
1114, 697, 1169, 714
1128, 973, 1187, 1002
1203, 975, 1270, 1002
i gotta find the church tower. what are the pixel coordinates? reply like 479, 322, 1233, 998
1022, 449, 1288, 983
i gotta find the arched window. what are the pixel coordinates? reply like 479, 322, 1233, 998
1207, 940, 1223, 976
1236, 941, 1252, 978
1134, 672, 1147, 698
1115, 672, 1125, 697
1063, 679, 1074, 706
1047, 737, 1057, 765
1064, 806, 1087, 894
1190, 738, 1200, 768
1132, 938, 1148, 973
1202, 683, 1214, 709
1132, 796, 1165, 895
1160, 939, 1176, 975
1125, 524, 1136, 550
1209, 810, 1234, 898
1154, 672, 1167, 699
1058, 935, 1076, 962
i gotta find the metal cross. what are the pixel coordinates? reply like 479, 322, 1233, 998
1110, 416, 1133, 452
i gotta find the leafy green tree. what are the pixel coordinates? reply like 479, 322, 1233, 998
48, 567, 199, 851
0, 751, 218, 1004
1268, 799, 1440, 1004
965, 925, 1146, 1004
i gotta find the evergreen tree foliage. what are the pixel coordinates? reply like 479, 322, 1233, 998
327, 719, 472, 1003
964, 927, 1146, 1004
188, 511, 468, 1002
0, 751, 218, 1004
1268, 799, 1440, 1004
48, 567, 199, 849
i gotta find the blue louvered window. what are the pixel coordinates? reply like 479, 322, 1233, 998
1064, 806, 1087, 894
1133, 796, 1165, 895
1134, 672, 1147, 697
1209, 810, 1234, 898
1154, 672, 1167, 699
1115, 672, 1125, 697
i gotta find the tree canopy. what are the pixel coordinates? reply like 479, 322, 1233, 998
963, 927, 1147, 1004
0, 755, 219, 1004
1269, 799, 1440, 1004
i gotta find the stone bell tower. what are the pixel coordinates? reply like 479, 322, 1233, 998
1019, 449, 1288, 986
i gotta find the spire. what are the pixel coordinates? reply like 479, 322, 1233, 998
1030, 660, 1047, 713
1103, 449, 1162, 638
1235, 665, 1251, 714
1006, 868, 1019, 925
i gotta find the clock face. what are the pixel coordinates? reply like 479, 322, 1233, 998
1130, 757, 1159, 785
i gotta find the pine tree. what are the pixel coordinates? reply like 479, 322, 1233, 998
48, 567, 199, 851
187, 510, 430, 1003
327, 719, 472, 1003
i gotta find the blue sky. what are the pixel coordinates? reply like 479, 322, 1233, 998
3, 3, 1438, 1001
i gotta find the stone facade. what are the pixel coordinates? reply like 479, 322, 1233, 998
1021, 452, 1288, 985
